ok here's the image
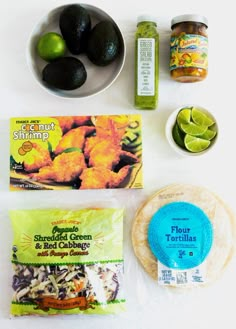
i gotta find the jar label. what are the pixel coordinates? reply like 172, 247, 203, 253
137, 38, 155, 96
170, 34, 208, 71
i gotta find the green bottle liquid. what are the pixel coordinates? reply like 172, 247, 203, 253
134, 16, 159, 110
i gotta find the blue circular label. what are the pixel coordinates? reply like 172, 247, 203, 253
147, 202, 213, 270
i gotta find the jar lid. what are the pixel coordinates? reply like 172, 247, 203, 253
171, 14, 208, 28
137, 15, 157, 25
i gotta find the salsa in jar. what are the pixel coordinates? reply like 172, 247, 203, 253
170, 14, 208, 82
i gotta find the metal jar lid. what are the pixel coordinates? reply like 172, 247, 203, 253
171, 14, 208, 29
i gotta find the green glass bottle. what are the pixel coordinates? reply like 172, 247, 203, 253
134, 16, 159, 110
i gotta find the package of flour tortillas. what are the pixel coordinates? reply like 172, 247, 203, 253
132, 184, 236, 288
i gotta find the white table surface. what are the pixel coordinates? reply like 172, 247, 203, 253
1, 0, 236, 328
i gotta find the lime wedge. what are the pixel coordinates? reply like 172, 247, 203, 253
200, 128, 217, 141
184, 134, 210, 152
180, 122, 208, 136
192, 108, 215, 127
177, 108, 192, 126
172, 122, 186, 149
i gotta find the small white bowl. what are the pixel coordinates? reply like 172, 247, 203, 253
26, 4, 126, 98
165, 105, 218, 156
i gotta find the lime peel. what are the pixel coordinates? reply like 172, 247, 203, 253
177, 108, 192, 126
184, 134, 210, 153
191, 108, 215, 127
180, 122, 208, 136
200, 128, 217, 141
37, 32, 66, 61
172, 123, 185, 148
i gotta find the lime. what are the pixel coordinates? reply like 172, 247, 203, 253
37, 32, 66, 61
172, 122, 185, 149
200, 128, 217, 141
184, 134, 210, 153
191, 108, 215, 127
177, 108, 192, 126
180, 122, 208, 136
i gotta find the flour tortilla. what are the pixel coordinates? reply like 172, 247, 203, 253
132, 184, 236, 286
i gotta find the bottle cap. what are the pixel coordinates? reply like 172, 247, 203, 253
137, 15, 157, 25
171, 14, 208, 28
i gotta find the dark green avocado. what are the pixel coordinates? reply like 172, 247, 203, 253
86, 21, 121, 66
59, 4, 91, 54
42, 57, 87, 90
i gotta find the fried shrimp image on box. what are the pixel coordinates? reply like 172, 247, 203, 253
86, 139, 138, 169
84, 119, 138, 170
54, 116, 92, 133
80, 166, 132, 189
53, 116, 75, 134
30, 151, 86, 183
23, 143, 52, 173
73, 116, 91, 127
55, 126, 95, 155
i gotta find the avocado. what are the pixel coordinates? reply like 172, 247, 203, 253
86, 21, 121, 66
42, 57, 87, 90
59, 4, 91, 54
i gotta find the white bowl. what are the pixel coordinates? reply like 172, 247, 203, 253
26, 4, 126, 98
165, 105, 218, 156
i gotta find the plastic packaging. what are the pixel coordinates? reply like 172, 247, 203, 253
10, 207, 125, 316
132, 184, 236, 288
134, 15, 159, 109
170, 14, 208, 82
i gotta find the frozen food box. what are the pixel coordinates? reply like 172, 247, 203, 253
10, 115, 143, 191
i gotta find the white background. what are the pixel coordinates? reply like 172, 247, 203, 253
1, 0, 236, 328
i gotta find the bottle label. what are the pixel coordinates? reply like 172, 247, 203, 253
137, 38, 155, 96
170, 34, 208, 71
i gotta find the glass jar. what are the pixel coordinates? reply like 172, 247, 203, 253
170, 14, 208, 82
134, 15, 159, 109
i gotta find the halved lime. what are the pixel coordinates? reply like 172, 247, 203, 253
184, 134, 210, 153
172, 122, 186, 149
180, 122, 208, 136
177, 108, 192, 126
200, 128, 217, 140
191, 108, 215, 127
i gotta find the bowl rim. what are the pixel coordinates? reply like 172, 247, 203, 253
26, 3, 126, 99
165, 105, 219, 157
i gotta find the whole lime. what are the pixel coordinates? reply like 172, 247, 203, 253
37, 32, 66, 61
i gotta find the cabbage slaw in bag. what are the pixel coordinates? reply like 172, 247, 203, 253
10, 208, 125, 316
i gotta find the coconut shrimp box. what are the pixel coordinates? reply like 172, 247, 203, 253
9, 115, 143, 191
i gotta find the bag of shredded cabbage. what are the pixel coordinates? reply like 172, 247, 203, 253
9, 208, 125, 316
